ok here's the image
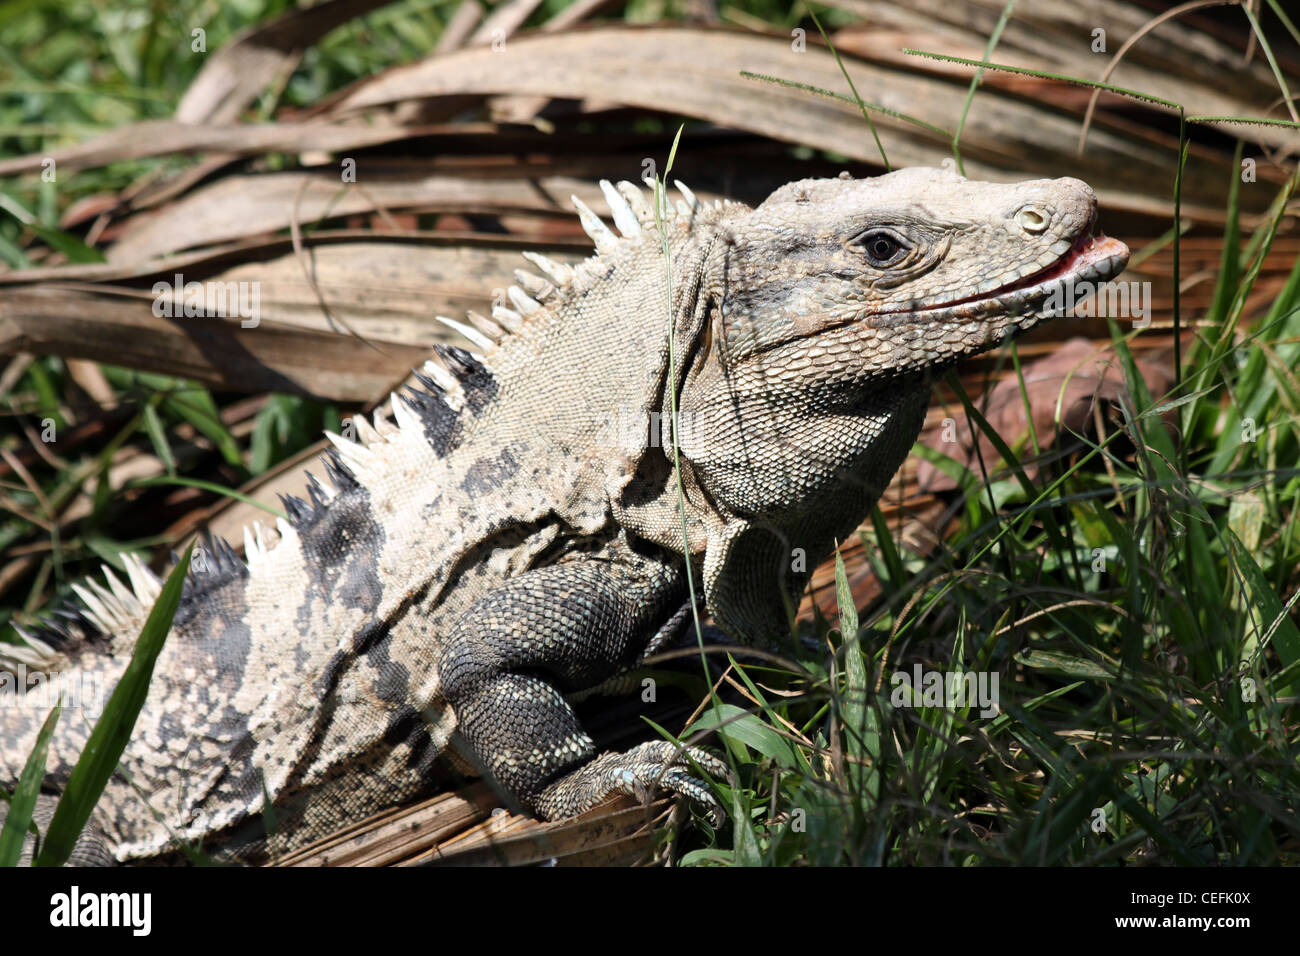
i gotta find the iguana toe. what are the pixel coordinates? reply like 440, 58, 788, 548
535, 741, 730, 823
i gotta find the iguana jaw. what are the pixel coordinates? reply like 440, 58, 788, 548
910, 232, 1130, 319
729, 229, 1131, 375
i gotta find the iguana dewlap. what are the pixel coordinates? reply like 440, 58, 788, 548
1, 165, 1129, 863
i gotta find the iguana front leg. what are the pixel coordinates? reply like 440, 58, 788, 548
436, 534, 727, 819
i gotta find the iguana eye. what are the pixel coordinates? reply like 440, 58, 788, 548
851, 229, 909, 267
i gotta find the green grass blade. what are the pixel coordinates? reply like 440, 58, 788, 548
903, 50, 1183, 110
951, 0, 1016, 173
737, 71, 951, 139
25, 224, 106, 264
0, 701, 61, 867
161, 387, 245, 470
140, 398, 177, 474
33, 544, 191, 866
128, 477, 285, 518
805, 4, 889, 170
865, 505, 905, 589
691, 703, 798, 768
1226, 529, 1300, 693
1201, 140, 1242, 343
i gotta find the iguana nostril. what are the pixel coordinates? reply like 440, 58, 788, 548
1017, 206, 1049, 233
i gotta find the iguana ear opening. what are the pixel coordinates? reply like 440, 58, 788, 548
702, 519, 806, 647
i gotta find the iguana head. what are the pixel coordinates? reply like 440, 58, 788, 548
673, 164, 1129, 642
706, 163, 1128, 369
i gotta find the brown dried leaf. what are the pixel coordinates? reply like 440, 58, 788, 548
328, 25, 1244, 219
105, 171, 616, 263
176, 0, 402, 125
0, 121, 450, 178
0, 234, 589, 398
0, 284, 424, 401
434, 0, 485, 54
466, 0, 546, 48
822, 0, 1297, 152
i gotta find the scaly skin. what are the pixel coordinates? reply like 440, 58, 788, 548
0, 165, 1128, 862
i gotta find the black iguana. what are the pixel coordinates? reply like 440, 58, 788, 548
0, 164, 1129, 864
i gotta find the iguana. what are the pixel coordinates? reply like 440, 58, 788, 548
0, 164, 1129, 864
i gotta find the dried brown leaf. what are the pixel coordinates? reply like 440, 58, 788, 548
177, 0, 402, 125
106, 171, 613, 263
0, 121, 446, 178
328, 25, 1246, 219
0, 237, 583, 398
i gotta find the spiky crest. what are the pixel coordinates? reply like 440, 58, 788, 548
5, 179, 720, 658
432, 178, 714, 352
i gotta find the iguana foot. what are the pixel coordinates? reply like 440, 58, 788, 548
535, 741, 731, 822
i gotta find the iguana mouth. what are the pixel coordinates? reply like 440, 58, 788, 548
927, 233, 1130, 315
1012, 233, 1130, 293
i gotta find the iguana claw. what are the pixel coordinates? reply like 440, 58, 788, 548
536, 741, 731, 824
